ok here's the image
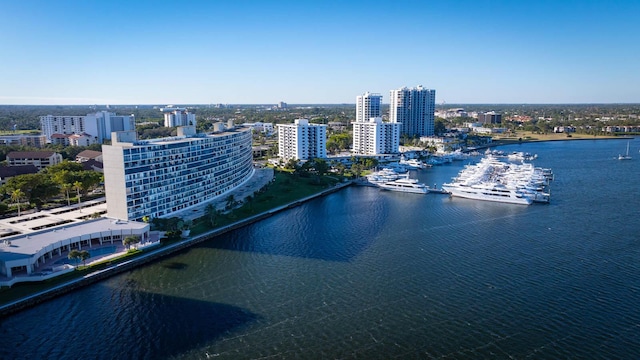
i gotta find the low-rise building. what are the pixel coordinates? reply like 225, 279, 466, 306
0, 218, 149, 278
7, 151, 63, 170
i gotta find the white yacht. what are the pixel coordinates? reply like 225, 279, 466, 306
442, 155, 552, 205
379, 177, 429, 194
441, 182, 533, 205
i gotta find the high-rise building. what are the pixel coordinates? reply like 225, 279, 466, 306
40, 111, 135, 143
389, 85, 436, 137
277, 119, 327, 161
162, 108, 197, 127
356, 92, 382, 122
352, 117, 401, 155
102, 124, 253, 221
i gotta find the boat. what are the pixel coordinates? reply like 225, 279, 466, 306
618, 141, 632, 160
441, 155, 552, 205
378, 177, 428, 194
399, 158, 427, 169
441, 182, 533, 205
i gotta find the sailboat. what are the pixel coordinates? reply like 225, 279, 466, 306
618, 141, 632, 160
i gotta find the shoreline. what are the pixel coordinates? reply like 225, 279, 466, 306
0, 180, 353, 317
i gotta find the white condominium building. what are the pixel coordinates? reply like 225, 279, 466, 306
163, 109, 196, 127
277, 119, 327, 161
356, 92, 382, 122
102, 124, 254, 221
389, 85, 436, 137
40, 111, 135, 143
352, 117, 401, 155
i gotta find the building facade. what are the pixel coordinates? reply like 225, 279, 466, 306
40, 111, 135, 143
352, 117, 401, 155
389, 85, 436, 137
163, 109, 197, 128
102, 124, 254, 221
7, 151, 63, 170
277, 119, 327, 161
356, 92, 382, 122
476, 111, 502, 124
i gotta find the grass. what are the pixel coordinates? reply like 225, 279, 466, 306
190, 171, 342, 235
0, 170, 343, 307
492, 131, 621, 143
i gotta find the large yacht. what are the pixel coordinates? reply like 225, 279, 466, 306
441, 182, 533, 205
442, 155, 552, 205
379, 177, 429, 194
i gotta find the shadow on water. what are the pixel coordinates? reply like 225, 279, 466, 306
0, 289, 259, 360
201, 187, 389, 262
161, 261, 189, 270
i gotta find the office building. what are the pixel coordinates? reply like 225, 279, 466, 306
102, 124, 253, 221
277, 119, 327, 161
356, 92, 382, 122
352, 117, 401, 155
389, 85, 436, 137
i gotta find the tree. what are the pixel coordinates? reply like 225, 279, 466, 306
10, 189, 25, 216
61, 183, 72, 206
79, 250, 91, 266
74, 181, 83, 210
123, 236, 141, 250
313, 158, 329, 177
225, 194, 236, 210
205, 203, 217, 227
68, 249, 81, 265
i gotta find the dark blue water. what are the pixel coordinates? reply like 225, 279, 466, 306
2, 139, 639, 359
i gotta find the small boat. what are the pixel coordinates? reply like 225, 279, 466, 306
618, 141, 632, 160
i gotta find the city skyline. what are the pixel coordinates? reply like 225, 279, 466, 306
1, 0, 639, 105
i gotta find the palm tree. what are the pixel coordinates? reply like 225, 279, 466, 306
79, 250, 91, 266
73, 181, 83, 211
62, 183, 72, 206
68, 249, 81, 265
123, 235, 140, 250
10, 189, 26, 217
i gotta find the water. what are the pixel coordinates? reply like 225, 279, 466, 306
2, 139, 640, 359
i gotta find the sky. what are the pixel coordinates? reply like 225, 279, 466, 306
1, 0, 639, 105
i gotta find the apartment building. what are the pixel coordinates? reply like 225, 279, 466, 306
40, 111, 135, 143
6, 151, 63, 170
389, 85, 436, 137
352, 117, 401, 155
356, 92, 382, 122
102, 124, 253, 221
277, 119, 327, 161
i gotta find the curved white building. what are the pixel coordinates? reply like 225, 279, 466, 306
102, 125, 254, 221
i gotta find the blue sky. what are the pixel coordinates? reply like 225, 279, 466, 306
1, 0, 638, 105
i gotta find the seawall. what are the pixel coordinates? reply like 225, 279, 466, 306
0, 180, 353, 317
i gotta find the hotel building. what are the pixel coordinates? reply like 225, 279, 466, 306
277, 119, 327, 161
352, 117, 401, 155
102, 123, 254, 221
389, 85, 436, 137
356, 92, 382, 122
40, 111, 135, 143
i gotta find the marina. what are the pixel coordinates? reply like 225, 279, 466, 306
442, 155, 552, 205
